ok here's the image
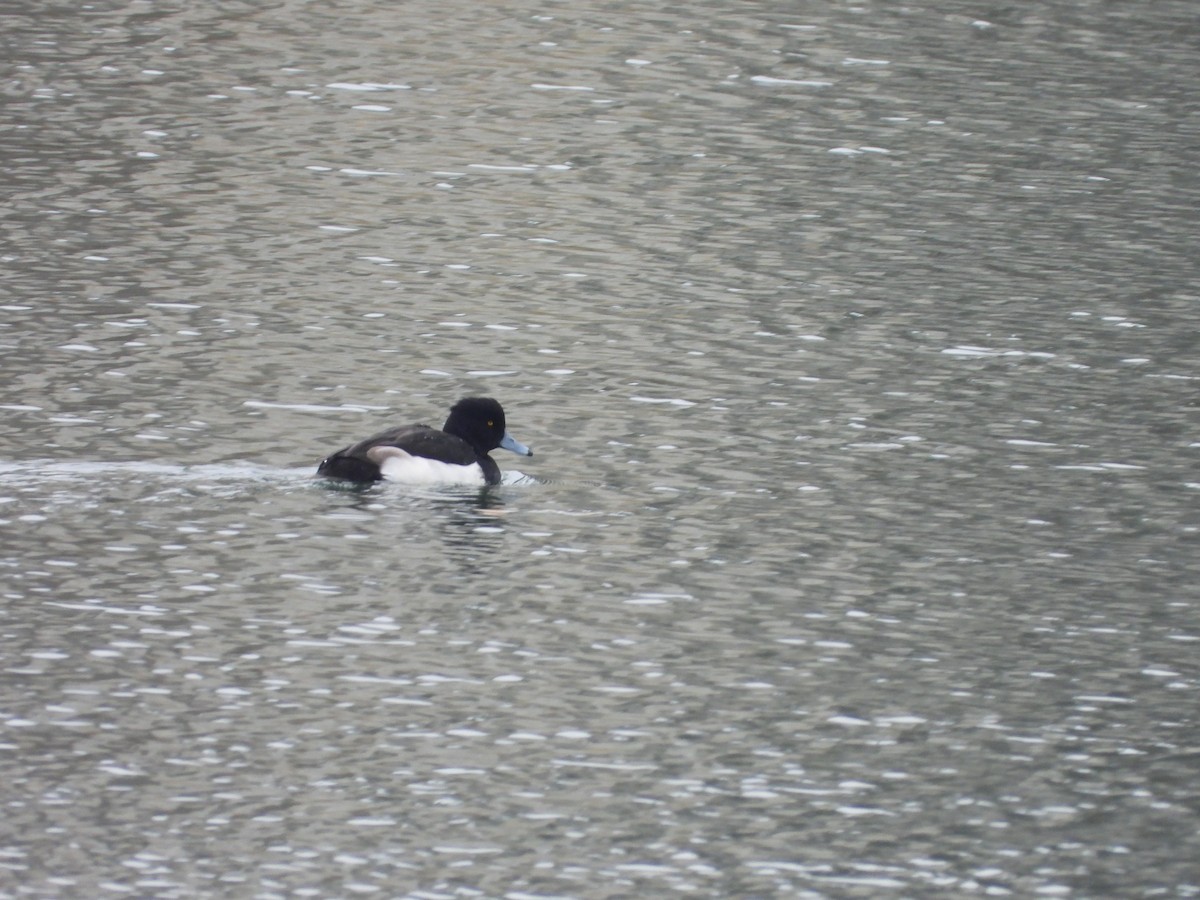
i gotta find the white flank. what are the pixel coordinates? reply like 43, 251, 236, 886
367, 446, 485, 486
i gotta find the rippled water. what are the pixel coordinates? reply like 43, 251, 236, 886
3, 0, 1198, 897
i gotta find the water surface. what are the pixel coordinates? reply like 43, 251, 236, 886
2, 0, 1198, 896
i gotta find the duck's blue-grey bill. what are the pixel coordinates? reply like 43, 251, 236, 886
499, 432, 533, 457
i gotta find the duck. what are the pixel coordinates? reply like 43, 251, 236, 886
316, 397, 533, 486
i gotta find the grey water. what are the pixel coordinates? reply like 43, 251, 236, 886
2, 0, 1198, 897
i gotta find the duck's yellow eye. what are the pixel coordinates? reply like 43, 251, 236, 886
487, 420, 494, 427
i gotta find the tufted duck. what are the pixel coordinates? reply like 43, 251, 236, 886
316, 397, 532, 486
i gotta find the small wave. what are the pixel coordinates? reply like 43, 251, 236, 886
0, 459, 308, 485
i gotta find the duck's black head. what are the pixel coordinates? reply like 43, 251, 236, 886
444, 397, 533, 457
